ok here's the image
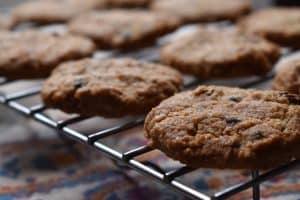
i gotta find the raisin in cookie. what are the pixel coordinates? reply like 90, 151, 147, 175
150, 0, 251, 24
68, 10, 180, 50
12, 0, 107, 24
239, 8, 300, 49
0, 30, 95, 79
161, 26, 280, 79
273, 58, 300, 94
41, 58, 183, 118
145, 85, 300, 169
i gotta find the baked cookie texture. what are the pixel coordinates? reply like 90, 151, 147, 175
239, 8, 300, 49
145, 86, 300, 169
150, 0, 251, 24
12, 0, 108, 24
160, 26, 281, 79
68, 10, 180, 50
0, 30, 95, 80
273, 59, 300, 94
41, 58, 183, 118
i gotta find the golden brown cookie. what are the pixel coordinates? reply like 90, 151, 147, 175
150, 0, 251, 24
239, 8, 300, 49
41, 58, 183, 118
160, 26, 281, 79
12, 0, 107, 24
68, 10, 180, 50
145, 85, 300, 169
273, 58, 300, 94
0, 30, 95, 79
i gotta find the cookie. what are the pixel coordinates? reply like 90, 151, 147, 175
150, 0, 251, 24
41, 58, 183, 118
160, 26, 281, 79
145, 85, 300, 169
273, 59, 300, 94
12, 0, 107, 24
0, 30, 95, 79
68, 10, 180, 50
239, 8, 300, 49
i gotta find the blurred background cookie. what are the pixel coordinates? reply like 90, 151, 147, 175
11, 0, 154, 26
68, 10, 180, 50
160, 26, 280, 79
12, 0, 108, 25
150, 0, 252, 24
0, 30, 95, 79
239, 8, 300, 49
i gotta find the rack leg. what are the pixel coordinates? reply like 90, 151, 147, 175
251, 170, 260, 200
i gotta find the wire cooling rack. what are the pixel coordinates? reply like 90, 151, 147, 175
0, 45, 299, 200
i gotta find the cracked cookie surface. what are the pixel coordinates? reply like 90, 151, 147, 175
151, 0, 251, 24
68, 10, 180, 50
273, 58, 300, 94
239, 8, 300, 49
145, 86, 300, 169
160, 26, 280, 79
41, 58, 183, 118
0, 30, 95, 79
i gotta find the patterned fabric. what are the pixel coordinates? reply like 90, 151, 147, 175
0, 104, 299, 200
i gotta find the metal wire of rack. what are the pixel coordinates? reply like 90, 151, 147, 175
0, 63, 300, 200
